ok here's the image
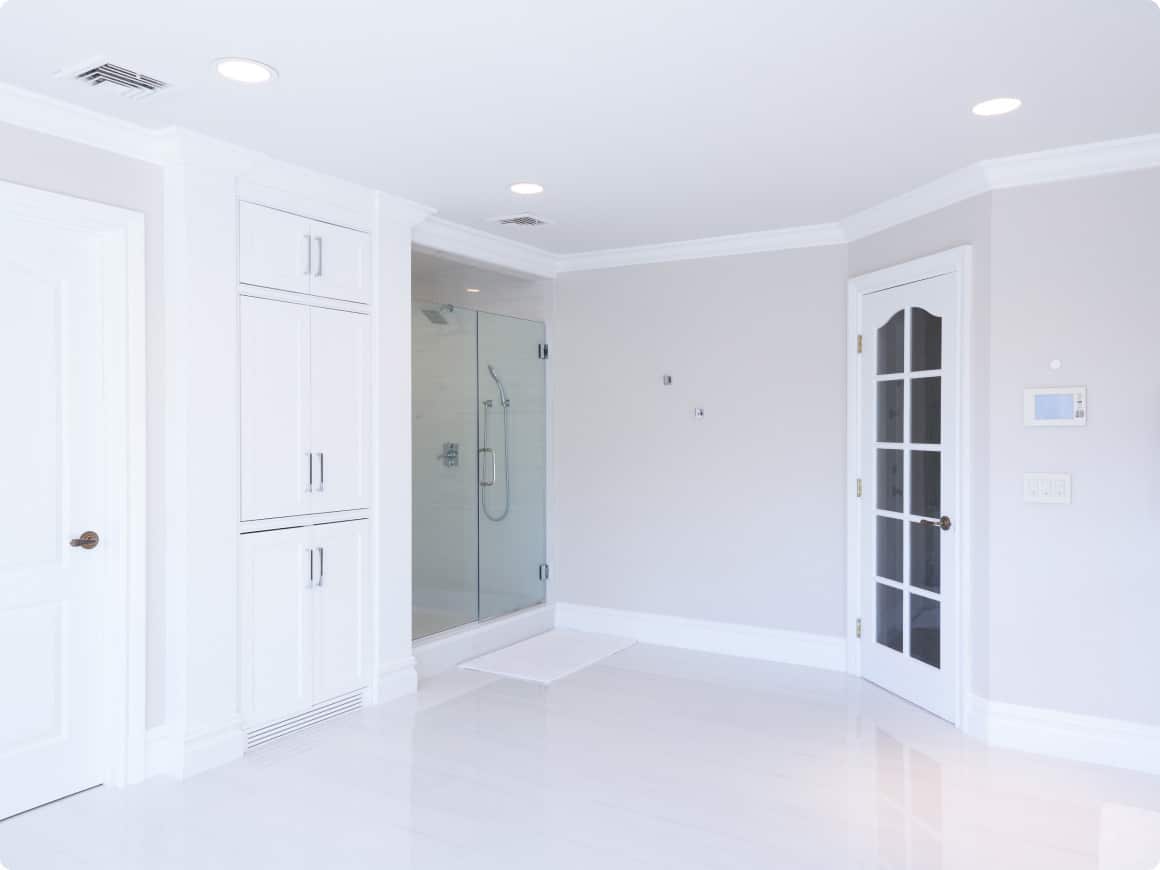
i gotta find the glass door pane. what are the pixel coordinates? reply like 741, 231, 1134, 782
411, 302, 478, 639
477, 312, 547, 620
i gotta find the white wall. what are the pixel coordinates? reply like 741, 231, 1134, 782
987, 169, 1160, 726
553, 246, 849, 636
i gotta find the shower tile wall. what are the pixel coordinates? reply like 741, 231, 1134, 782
412, 304, 478, 638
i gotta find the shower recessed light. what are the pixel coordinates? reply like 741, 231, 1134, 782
509, 182, 544, 195
215, 58, 277, 84
972, 97, 1022, 117
465, 287, 481, 294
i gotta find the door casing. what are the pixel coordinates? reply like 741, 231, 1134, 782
845, 246, 974, 728
0, 179, 147, 789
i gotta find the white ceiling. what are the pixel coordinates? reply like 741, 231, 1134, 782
1, 0, 1158, 253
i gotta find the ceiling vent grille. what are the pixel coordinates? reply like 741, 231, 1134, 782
73, 63, 169, 99
491, 214, 552, 227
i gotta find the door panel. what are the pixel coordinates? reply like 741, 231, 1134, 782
312, 521, 368, 701
860, 273, 958, 722
309, 222, 370, 304
309, 307, 371, 514
240, 296, 311, 520
239, 527, 313, 727
0, 213, 105, 820
239, 202, 311, 295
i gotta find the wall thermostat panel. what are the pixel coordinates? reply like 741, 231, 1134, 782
1024, 386, 1086, 427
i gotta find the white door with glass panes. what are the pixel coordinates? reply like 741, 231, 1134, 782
860, 272, 959, 721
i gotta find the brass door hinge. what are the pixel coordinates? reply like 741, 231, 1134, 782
856, 478, 863, 498
856, 618, 862, 639
857, 334, 863, 354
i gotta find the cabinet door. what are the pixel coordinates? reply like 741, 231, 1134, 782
240, 297, 311, 520
239, 528, 314, 728
239, 202, 311, 295
312, 521, 368, 702
309, 221, 370, 304
308, 307, 371, 513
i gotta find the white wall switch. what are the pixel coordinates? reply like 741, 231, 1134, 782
1024, 472, 1071, 504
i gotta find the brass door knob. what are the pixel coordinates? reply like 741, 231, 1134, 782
918, 516, 952, 531
69, 531, 100, 550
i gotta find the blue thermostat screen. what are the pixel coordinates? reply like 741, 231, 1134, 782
1035, 394, 1075, 420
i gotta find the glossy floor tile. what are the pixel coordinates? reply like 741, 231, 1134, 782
2, 644, 1159, 869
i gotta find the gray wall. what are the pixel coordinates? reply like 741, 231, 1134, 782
552, 246, 850, 636
987, 170, 1160, 726
0, 122, 168, 728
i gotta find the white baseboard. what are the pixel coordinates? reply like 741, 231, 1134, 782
181, 721, 246, 779
374, 657, 419, 703
554, 602, 847, 672
970, 695, 1160, 775
412, 604, 554, 679
144, 725, 174, 779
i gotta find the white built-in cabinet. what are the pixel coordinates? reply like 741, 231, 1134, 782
239, 201, 371, 305
237, 200, 373, 739
239, 520, 368, 728
239, 296, 370, 521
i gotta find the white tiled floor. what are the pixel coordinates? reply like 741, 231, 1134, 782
3, 644, 1159, 869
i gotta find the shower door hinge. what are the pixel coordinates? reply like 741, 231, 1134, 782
856, 618, 862, 639
537, 343, 549, 360
538, 563, 549, 582
856, 478, 862, 498
856, 334, 863, 354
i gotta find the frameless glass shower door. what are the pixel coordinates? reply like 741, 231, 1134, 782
411, 302, 547, 640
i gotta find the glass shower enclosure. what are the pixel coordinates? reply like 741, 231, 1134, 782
411, 301, 547, 640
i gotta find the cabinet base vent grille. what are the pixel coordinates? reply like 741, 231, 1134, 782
246, 689, 364, 751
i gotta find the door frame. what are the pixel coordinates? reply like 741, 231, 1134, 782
845, 246, 973, 727
0, 179, 148, 787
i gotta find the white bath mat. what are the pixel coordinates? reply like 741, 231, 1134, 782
460, 629, 635, 684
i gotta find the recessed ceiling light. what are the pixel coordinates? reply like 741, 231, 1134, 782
509, 182, 544, 195
215, 58, 277, 84
972, 97, 1022, 117
465, 287, 481, 294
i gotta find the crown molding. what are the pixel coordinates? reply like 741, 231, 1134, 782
840, 163, 991, 242
556, 223, 846, 273
411, 216, 560, 278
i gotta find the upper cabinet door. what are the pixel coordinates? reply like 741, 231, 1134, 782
309, 221, 370, 305
312, 520, 368, 702
240, 297, 312, 521
239, 202, 311, 295
309, 307, 371, 513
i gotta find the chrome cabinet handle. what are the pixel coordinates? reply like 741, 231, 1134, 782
317, 547, 324, 587
303, 233, 313, 276
479, 447, 496, 487
307, 547, 314, 587
317, 452, 325, 492
306, 451, 314, 492
314, 236, 323, 278
918, 515, 953, 531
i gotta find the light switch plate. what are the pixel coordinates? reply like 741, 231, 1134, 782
1024, 472, 1071, 504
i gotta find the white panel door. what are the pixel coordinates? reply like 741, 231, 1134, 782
240, 296, 312, 520
239, 528, 314, 728
311, 521, 368, 702
308, 307, 371, 513
0, 211, 105, 820
860, 273, 959, 722
239, 202, 311, 295
308, 221, 370, 305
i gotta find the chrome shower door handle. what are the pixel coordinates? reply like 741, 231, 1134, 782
479, 447, 496, 487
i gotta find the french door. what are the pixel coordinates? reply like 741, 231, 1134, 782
859, 271, 959, 722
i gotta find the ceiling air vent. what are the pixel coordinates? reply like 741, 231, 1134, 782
491, 214, 552, 227
72, 62, 169, 99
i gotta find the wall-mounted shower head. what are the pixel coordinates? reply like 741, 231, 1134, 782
421, 304, 455, 325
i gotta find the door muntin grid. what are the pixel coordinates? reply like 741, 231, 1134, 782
874, 306, 943, 670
